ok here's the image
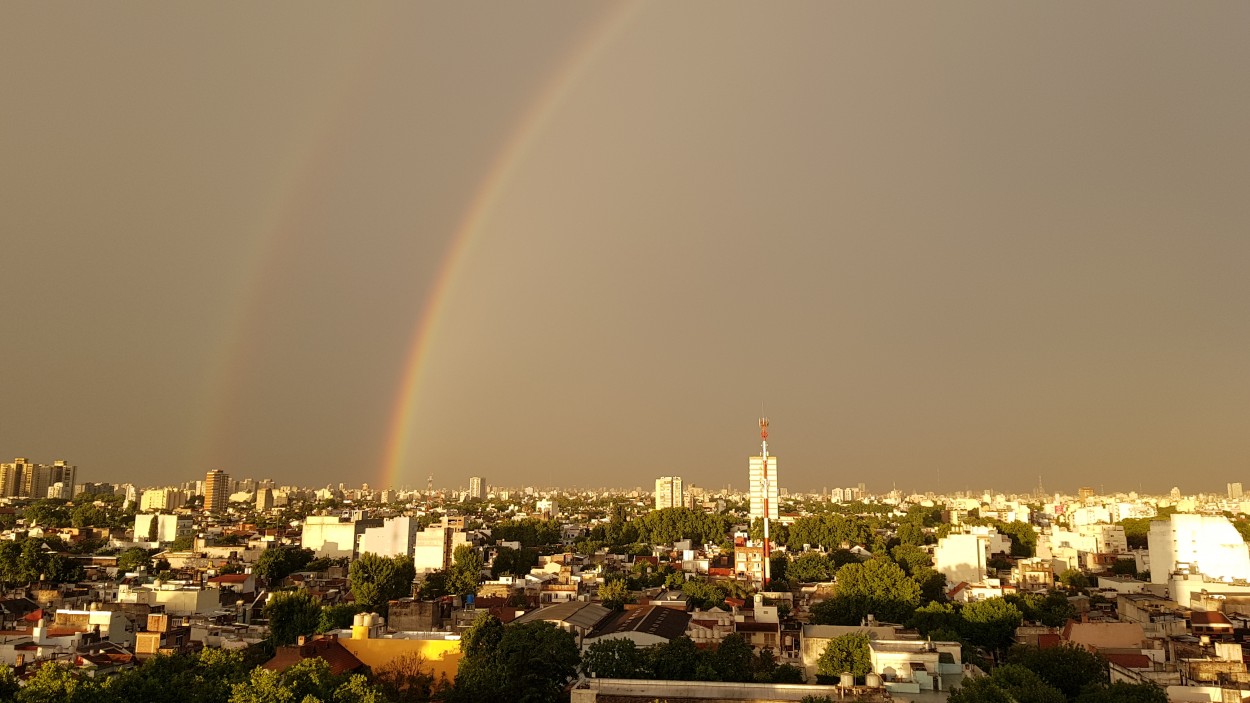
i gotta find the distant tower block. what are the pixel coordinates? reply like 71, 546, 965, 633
655, 476, 684, 509
750, 418, 777, 587
204, 469, 230, 513
749, 421, 779, 522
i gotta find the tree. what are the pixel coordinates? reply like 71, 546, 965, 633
349, 553, 416, 613
949, 664, 1065, 703
908, 601, 962, 636
70, 503, 107, 528
16, 661, 101, 703
816, 632, 872, 681
23, 500, 72, 528
1008, 644, 1108, 700
255, 545, 315, 585
598, 578, 632, 610
994, 521, 1038, 558
490, 546, 538, 578
0, 666, 18, 702
1059, 569, 1090, 591
708, 633, 754, 682
681, 578, 728, 609
318, 603, 364, 633
1075, 681, 1167, 703
417, 570, 448, 600
117, 547, 153, 573
264, 590, 322, 646
896, 520, 925, 546
814, 558, 921, 625
453, 618, 580, 703
789, 552, 835, 583
582, 638, 648, 679
373, 652, 438, 702
445, 545, 482, 597
1108, 559, 1137, 577
645, 636, 702, 681
960, 597, 1023, 660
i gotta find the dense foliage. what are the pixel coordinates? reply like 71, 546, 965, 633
581, 633, 803, 684
349, 553, 417, 613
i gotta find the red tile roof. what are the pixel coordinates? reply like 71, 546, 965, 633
1102, 653, 1152, 669
1191, 610, 1233, 626
263, 636, 365, 676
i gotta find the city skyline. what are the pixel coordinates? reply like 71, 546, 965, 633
4, 3, 1250, 491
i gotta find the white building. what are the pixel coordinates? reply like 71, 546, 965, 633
468, 476, 484, 500
413, 518, 471, 574
655, 476, 684, 510
536, 498, 559, 519
134, 514, 193, 544
748, 456, 779, 522
359, 516, 420, 558
117, 581, 222, 616
301, 515, 376, 559
1148, 514, 1250, 591
140, 488, 186, 512
934, 528, 1013, 588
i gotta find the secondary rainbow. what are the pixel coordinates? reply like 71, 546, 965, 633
378, 2, 641, 488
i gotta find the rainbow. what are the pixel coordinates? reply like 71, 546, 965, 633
194, 9, 392, 468
378, 2, 641, 489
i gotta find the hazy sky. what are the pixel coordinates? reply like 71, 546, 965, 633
3, 2, 1249, 494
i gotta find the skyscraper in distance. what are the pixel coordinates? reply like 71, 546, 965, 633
205, 469, 230, 513
655, 476, 684, 510
468, 476, 483, 500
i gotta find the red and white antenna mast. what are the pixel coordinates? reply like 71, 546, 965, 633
760, 417, 771, 589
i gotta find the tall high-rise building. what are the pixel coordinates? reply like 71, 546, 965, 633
0, 458, 74, 499
1230, 482, 1244, 501
0, 459, 31, 498
204, 469, 230, 513
468, 476, 484, 500
749, 432, 779, 522
655, 476, 684, 510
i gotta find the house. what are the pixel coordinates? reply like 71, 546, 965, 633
263, 634, 366, 676
512, 601, 614, 646
1190, 610, 1235, 641
868, 638, 963, 694
1061, 620, 1145, 653
584, 605, 691, 648
207, 572, 255, 593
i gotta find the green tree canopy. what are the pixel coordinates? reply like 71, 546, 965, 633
117, 547, 153, 573
816, 632, 872, 680
582, 638, 649, 679
452, 616, 580, 703
960, 597, 1023, 660
949, 664, 1066, 703
812, 558, 921, 625
445, 545, 482, 598
1007, 644, 1108, 700
789, 552, 836, 583
634, 508, 733, 546
349, 553, 417, 613
255, 545, 315, 585
264, 590, 322, 646
598, 577, 632, 610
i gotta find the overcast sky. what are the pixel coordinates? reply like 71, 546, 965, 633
3, 2, 1249, 494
